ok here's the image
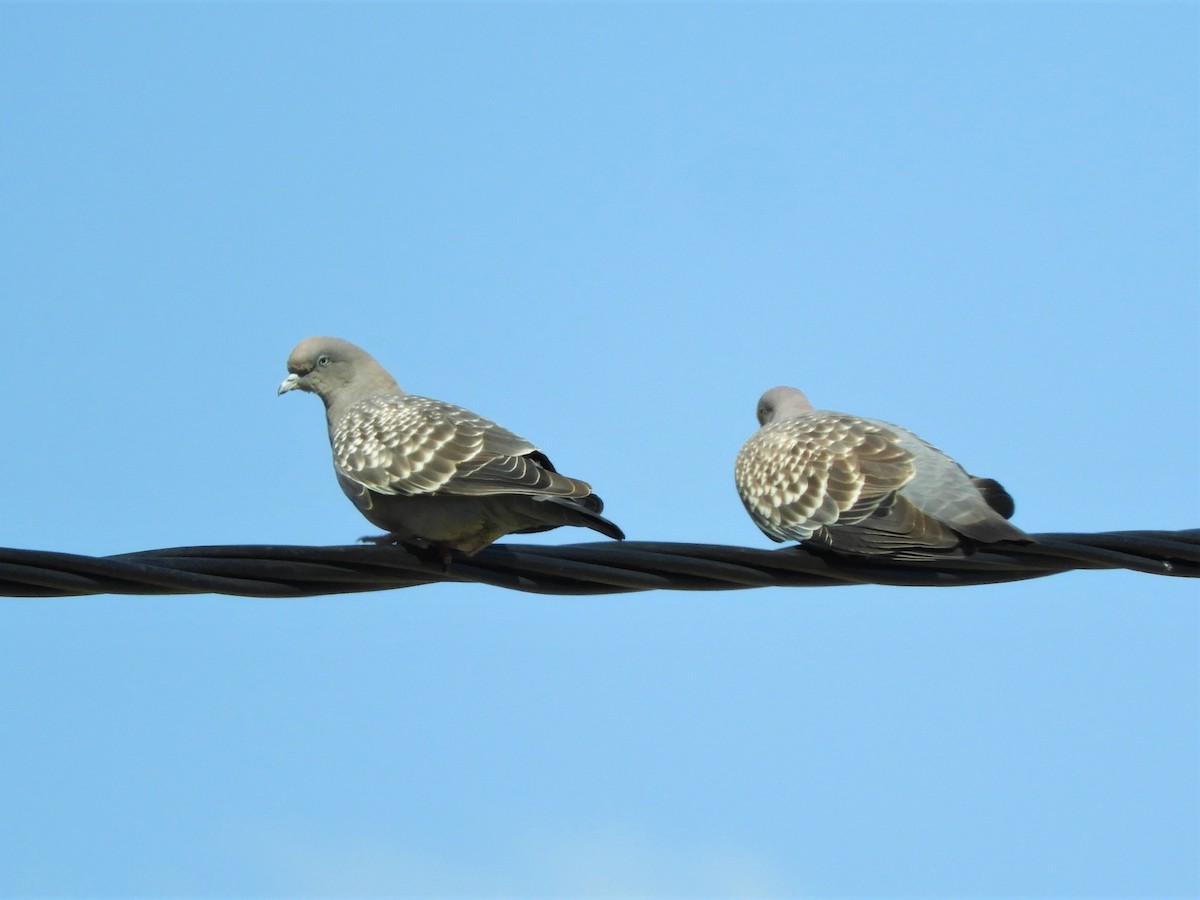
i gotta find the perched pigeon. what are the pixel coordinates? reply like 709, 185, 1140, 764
279, 337, 624, 555
735, 386, 1029, 557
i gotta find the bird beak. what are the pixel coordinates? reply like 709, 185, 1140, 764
278, 373, 301, 395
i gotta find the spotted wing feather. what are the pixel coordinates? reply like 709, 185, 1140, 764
333, 394, 591, 499
735, 414, 916, 543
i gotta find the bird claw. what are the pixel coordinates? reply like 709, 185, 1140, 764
357, 533, 457, 571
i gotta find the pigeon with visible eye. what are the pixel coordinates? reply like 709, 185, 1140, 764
280, 337, 624, 556
735, 386, 1029, 557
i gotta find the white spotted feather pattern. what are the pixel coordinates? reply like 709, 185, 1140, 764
334, 394, 591, 499
736, 414, 916, 543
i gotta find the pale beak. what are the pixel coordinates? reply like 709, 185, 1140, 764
278, 373, 301, 395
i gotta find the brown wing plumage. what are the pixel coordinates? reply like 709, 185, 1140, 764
333, 394, 592, 499
735, 414, 917, 543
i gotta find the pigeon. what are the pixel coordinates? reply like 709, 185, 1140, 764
279, 337, 624, 556
734, 386, 1030, 557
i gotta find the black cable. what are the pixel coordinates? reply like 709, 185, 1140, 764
0, 528, 1195, 598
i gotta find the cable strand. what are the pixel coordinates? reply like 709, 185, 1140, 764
0, 528, 1195, 598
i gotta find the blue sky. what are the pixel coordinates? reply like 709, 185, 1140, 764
1, 3, 1197, 897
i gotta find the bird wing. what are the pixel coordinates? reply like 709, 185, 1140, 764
887, 427, 1029, 544
333, 394, 591, 498
735, 413, 917, 543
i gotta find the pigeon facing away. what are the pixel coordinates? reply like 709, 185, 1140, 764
279, 337, 624, 555
735, 386, 1030, 557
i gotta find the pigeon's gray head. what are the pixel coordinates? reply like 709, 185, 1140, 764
278, 336, 399, 407
755, 386, 815, 426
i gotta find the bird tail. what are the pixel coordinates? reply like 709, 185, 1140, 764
517, 494, 626, 541
570, 495, 626, 541
970, 476, 1017, 519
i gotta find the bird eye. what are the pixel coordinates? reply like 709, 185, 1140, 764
317, 355, 331, 368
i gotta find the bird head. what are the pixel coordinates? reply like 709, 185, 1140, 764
756, 386, 816, 426
278, 336, 398, 407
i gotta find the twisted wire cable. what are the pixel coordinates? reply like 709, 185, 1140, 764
0, 528, 1196, 598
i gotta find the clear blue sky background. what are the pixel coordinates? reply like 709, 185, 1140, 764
1, 3, 1197, 897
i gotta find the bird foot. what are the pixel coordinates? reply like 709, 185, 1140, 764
358, 533, 458, 570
